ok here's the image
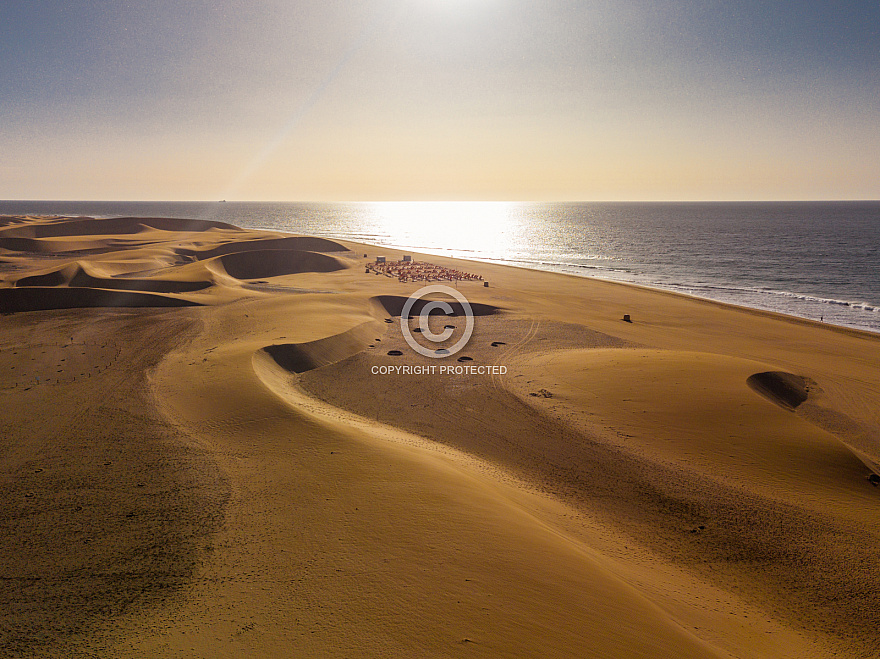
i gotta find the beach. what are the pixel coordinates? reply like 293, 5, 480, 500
2, 215, 879, 658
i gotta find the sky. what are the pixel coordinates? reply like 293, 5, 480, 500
1, 0, 878, 201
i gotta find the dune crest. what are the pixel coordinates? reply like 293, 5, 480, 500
14, 261, 212, 294
248, 332, 731, 659
210, 249, 346, 280
259, 321, 380, 374
0, 216, 240, 238
183, 235, 348, 259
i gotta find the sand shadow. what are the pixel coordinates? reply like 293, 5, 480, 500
210, 249, 346, 280
746, 371, 812, 410
371, 295, 500, 319
0, 287, 202, 312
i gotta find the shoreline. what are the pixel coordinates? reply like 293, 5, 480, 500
4, 200, 878, 334
331, 234, 880, 340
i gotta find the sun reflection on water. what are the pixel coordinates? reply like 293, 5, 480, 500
364, 201, 523, 259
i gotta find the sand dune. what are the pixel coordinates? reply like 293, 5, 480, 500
0, 215, 240, 238
68, 265, 212, 293
745, 370, 879, 475
183, 235, 348, 259
261, 321, 380, 374
0, 311, 226, 657
1, 235, 62, 253
209, 249, 346, 280
247, 339, 729, 659
13, 263, 74, 287
0, 216, 350, 312
0, 286, 202, 312
13, 261, 212, 293
0, 235, 118, 254
2, 215, 879, 658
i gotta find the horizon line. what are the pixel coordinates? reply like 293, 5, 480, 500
2, 198, 880, 205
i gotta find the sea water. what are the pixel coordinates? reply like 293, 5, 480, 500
2, 200, 878, 334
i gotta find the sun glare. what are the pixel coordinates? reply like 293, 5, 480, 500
367, 201, 518, 258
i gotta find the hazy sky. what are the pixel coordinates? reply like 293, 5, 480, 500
1, 1, 878, 201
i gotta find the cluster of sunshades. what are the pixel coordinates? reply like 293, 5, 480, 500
366, 260, 484, 283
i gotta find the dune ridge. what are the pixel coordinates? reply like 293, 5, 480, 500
0, 216, 241, 238
0, 215, 351, 312
260, 321, 380, 374
181, 235, 348, 259
209, 249, 346, 280
248, 340, 734, 659
14, 262, 212, 293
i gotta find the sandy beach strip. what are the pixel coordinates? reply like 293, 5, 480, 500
1, 215, 879, 658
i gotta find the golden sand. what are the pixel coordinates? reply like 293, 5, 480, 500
1, 215, 879, 657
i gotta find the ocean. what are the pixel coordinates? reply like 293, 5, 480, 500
2, 200, 878, 334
